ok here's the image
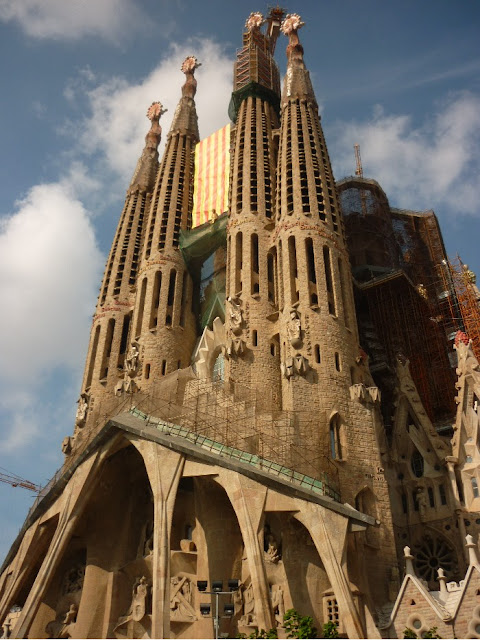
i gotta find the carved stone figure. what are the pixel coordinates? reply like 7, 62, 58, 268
286, 309, 302, 348
238, 583, 256, 626
115, 372, 139, 396
293, 353, 309, 376
61, 564, 85, 595
75, 393, 89, 427
271, 585, 285, 627
132, 576, 149, 622
125, 342, 140, 376
227, 296, 243, 335
61, 436, 73, 456
113, 577, 151, 638
264, 526, 281, 564
416, 487, 427, 520
170, 576, 196, 622
226, 336, 246, 358
281, 358, 294, 379
58, 604, 77, 639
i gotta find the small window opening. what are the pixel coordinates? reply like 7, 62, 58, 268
439, 483, 447, 505
145, 364, 150, 379
315, 345, 321, 364
334, 352, 341, 371
252, 330, 258, 347
161, 360, 167, 376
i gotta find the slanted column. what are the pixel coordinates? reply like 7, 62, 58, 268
130, 439, 185, 638
218, 471, 275, 632
295, 504, 365, 639
13, 449, 109, 639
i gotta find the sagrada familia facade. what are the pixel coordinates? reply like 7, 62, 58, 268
1, 10, 480, 639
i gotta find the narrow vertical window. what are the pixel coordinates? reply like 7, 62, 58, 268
314, 345, 321, 363
180, 272, 188, 327
288, 236, 299, 304
338, 258, 351, 328
252, 330, 258, 347
145, 363, 151, 379
334, 352, 341, 371
149, 271, 162, 329
428, 487, 435, 507
86, 325, 100, 389
401, 493, 408, 514
267, 251, 276, 304
166, 269, 176, 326
235, 232, 243, 295
439, 484, 447, 506
101, 318, 115, 379
323, 246, 336, 315
251, 234, 259, 294
305, 238, 318, 306
278, 239, 284, 309
135, 278, 147, 337
119, 313, 131, 356
161, 360, 167, 375
329, 415, 343, 460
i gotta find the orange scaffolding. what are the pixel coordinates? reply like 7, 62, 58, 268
448, 256, 480, 361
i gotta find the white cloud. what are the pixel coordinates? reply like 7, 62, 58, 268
0, 178, 103, 383
0, 0, 145, 41
75, 39, 233, 182
330, 92, 480, 216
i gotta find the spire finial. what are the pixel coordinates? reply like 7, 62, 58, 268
281, 13, 305, 67
466, 534, 480, 567
144, 101, 166, 150
437, 567, 448, 595
404, 546, 416, 576
245, 12, 264, 31
181, 56, 201, 99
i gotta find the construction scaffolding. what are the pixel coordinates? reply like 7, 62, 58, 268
62, 375, 340, 501
360, 270, 456, 426
448, 256, 480, 361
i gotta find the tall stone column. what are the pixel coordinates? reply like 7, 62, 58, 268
224, 11, 283, 407
75, 103, 165, 437
131, 57, 200, 392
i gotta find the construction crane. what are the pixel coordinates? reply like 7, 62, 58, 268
354, 143, 363, 178
0, 467, 43, 493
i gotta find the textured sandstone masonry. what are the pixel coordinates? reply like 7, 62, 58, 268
272, 16, 398, 607
80, 105, 163, 410
225, 14, 282, 402
130, 58, 199, 393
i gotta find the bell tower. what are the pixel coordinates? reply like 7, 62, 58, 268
224, 10, 284, 403
130, 57, 200, 391
77, 102, 164, 433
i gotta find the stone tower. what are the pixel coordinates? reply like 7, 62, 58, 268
224, 10, 283, 402
271, 14, 397, 606
5, 11, 478, 640
129, 57, 200, 392
77, 102, 164, 434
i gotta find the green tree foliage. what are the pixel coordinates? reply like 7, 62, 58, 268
283, 609, 318, 639
321, 620, 339, 638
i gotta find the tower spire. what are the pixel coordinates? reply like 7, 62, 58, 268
128, 57, 200, 391
224, 12, 283, 403
129, 101, 166, 193
76, 103, 165, 437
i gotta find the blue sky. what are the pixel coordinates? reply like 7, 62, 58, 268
0, 0, 479, 562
